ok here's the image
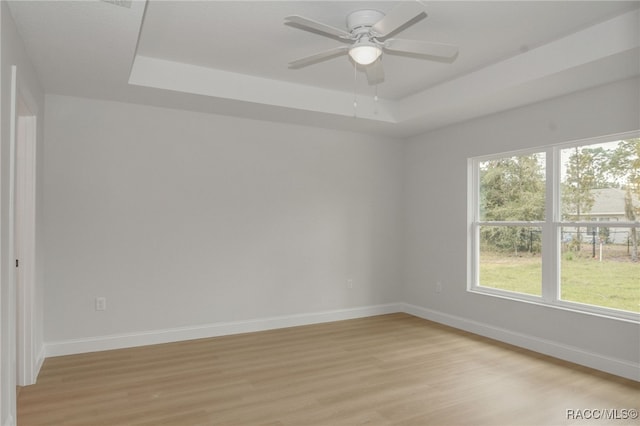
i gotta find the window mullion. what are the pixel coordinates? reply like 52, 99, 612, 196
541, 146, 558, 303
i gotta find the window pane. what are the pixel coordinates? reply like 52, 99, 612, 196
560, 226, 640, 313
479, 226, 542, 296
479, 153, 545, 221
561, 139, 640, 223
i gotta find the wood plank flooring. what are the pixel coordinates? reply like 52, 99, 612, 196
18, 313, 640, 425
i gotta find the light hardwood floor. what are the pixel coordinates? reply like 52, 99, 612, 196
18, 314, 639, 425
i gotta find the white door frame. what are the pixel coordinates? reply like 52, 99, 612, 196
3, 65, 20, 426
10, 65, 38, 388
15, 102, 37, 386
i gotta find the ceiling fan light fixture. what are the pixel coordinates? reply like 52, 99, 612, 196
349, 42, 382, 65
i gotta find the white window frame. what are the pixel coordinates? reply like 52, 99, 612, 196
468, 131, 640, 323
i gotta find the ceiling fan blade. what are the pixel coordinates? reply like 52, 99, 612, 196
364, 59, 385, 85
384, 39, 458, 59
285, 15, 352, 39
288, 46, 350, 69
372, 1, 426, 38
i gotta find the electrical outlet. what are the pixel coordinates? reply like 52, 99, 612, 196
436, 282, 442, 293
347, 279, 353, 289
95, 297, 107, 311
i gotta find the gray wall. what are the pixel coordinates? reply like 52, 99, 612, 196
42, 79, 639, 374
43, 95, 403, 342
403, 77, 640, 365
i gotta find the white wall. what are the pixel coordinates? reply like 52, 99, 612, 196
43, 95, 403, 344
403, 77, 640, 368
0, 2, 45, 425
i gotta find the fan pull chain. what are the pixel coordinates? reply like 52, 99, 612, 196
353, 61, 358, 117
374, 84, 379, 115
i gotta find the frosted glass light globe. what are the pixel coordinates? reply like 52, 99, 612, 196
349, 43, 382, 65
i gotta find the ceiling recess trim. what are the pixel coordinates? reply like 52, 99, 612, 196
129, 8, 639, 130
129, 55, 398, 123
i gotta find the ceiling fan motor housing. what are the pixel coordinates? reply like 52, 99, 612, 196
347, 9, 384, 35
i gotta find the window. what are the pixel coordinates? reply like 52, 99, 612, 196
469, 134, 640, 320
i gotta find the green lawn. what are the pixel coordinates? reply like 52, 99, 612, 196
480, 251, 639, 313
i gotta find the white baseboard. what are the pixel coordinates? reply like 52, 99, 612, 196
42, 302, 638, 382
34, 345, 45, 380
401, 303, 640, 382
44, 303, 401, 357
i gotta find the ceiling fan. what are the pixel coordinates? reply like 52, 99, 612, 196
285, 1, 458, 85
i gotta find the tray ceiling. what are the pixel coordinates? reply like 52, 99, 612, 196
8, 1, 640, 137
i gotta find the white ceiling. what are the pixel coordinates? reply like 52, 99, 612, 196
7, 0, 640, 137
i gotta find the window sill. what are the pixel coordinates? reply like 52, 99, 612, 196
468, 286, 640, 324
